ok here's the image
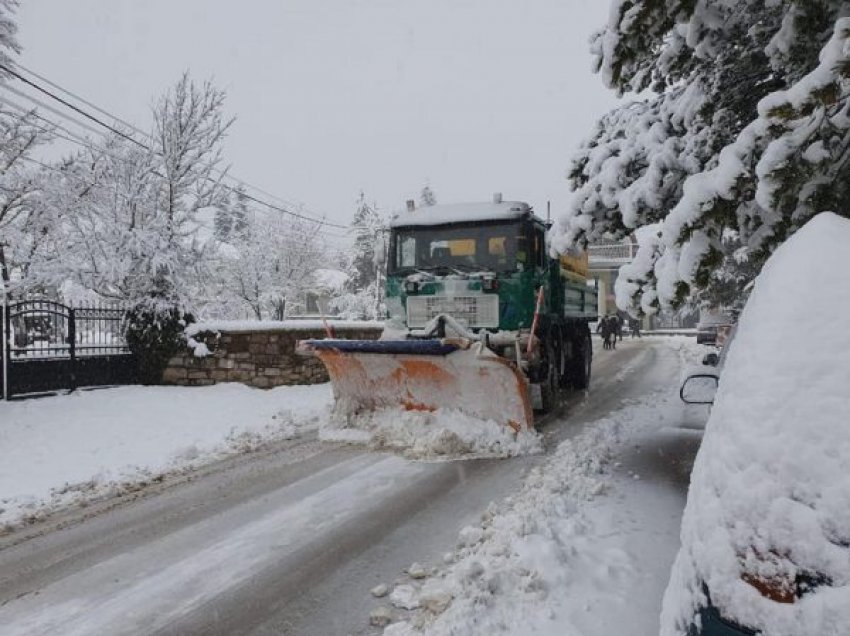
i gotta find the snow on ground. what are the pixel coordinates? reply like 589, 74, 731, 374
370, 373, 704, 635
319, 407, 542, 460
0, 383, 332, 532
0, 381, 544, 533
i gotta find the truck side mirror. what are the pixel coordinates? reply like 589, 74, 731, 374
680, 373, 719, 404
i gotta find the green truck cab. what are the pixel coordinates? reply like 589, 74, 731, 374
385, 198, 598, 410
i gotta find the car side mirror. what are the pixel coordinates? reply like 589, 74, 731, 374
702, 352, 720, 367
680, 373, 719, 404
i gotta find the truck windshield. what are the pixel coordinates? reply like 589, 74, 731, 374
390, 222, 519, 274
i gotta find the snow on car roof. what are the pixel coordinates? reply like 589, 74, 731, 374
389, 201, 533, 228
661, 212, 850, 635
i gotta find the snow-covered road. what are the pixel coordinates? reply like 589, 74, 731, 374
0, 338, 708, 635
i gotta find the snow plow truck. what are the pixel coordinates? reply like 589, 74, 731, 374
297, 196, 598, 431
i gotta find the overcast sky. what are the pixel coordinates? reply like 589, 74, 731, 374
16, 0, 617, 235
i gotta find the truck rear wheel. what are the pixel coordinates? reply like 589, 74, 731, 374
569, 326, 592, 390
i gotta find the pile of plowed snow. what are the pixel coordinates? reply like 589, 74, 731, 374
369, 388, 688, 635
319, 408, 542, 460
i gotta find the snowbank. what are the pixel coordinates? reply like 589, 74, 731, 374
374, 387, 690, 635
0, 383, 332, 531
319, 408, 542, 460
661, 212, 850, 635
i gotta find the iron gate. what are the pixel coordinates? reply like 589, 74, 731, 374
1, 299, 138, 399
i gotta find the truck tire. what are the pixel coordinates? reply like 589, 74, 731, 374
569, 325, 592, 390
539, 331, 561, 413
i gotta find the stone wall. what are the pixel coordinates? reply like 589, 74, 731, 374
162, 324, 383, 388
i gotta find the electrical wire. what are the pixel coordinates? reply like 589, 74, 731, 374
0, 92, 351, 241
15, 62, 312, 213
3, 63, 352, 230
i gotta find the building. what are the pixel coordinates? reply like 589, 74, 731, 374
587, 236, 639, 319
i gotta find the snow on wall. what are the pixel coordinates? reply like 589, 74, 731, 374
167, 324, 383, 388
186, 319, 384, 336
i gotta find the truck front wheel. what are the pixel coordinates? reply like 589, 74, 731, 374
539, 331, 561, 413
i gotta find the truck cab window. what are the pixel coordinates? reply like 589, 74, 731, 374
398, 236, 416, 268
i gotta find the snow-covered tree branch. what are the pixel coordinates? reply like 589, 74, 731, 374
559, 1, 850, 314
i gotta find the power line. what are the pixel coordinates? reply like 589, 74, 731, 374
16, 62, 327, 215
5, 63, 351, 230
2, 85, 351, 237
2, 83, 106, 138
16, 62, 146, 137
0, 62, 147, 149
14, 153, 348, 247
1, 104, 352, 248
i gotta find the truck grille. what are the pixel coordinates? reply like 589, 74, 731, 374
406, 295, 499, 329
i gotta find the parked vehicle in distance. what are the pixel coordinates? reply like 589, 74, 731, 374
661, 213, 850, 636
695, 310, 734, 345
680, 327, 736, 404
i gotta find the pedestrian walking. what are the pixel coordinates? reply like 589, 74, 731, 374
596, 315, 613, 349
630, 318, 641, 338
609, 315, 618, 349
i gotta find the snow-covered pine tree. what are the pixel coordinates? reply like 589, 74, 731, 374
336, 191, 386, 319
420, 183, 437, 207
559, 2, 850, 315
348, 191, 383, 291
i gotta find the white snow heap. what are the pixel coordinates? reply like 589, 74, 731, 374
319, 407, 542, 460
383, 381, 696, 636
661, 212, 850, 635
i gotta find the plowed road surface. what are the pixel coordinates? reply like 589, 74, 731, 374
0, 338, 702, 635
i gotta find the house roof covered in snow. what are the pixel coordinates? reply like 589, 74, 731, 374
389, 201, 533, 228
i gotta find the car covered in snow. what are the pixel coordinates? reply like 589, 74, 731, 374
661, 213, 850, 636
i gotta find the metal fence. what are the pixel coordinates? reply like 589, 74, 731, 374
1, 299, 138, 399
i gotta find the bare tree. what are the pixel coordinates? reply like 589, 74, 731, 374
211, 210, 324, 320
36, 74, 233, 309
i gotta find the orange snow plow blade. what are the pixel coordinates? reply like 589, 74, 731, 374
297, 339, 533, 431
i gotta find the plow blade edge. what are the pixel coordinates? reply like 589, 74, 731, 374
299, 339, 533, 431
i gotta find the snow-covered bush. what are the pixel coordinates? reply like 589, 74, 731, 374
125, 301, 194, 385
